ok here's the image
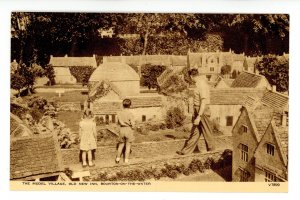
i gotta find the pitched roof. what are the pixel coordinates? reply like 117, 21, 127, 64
10, 134, 63, 180
248, 104, 274, 141
231, 71, 262, 87
232, 54, 245, 61
209, 88, 266, 105
89, 62, 140, 82
231, 71, 268, 88
126, 94, 163, 108
170, 55, 187, 66
261, 90, 289, 111
10, 113, 33, 137
49, 55, 97, 67
272, 122, 288, 164
89, 80, 123, 99
157, 65, 185, 87
92, 101, 123, 114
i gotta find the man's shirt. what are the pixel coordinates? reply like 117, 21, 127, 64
193, 77, 210, 107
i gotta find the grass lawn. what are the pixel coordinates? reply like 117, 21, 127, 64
57, 111, 82, 132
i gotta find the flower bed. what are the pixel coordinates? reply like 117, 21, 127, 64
85, 150, 232, 181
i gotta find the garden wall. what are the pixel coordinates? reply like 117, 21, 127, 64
61, 135, 232, 167
56, 102, 82, 111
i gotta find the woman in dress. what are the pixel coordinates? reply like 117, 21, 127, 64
79, 109, 97, 167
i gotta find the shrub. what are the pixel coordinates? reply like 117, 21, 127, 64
165, 106, 186, 129
69, 66, 95, 84
29, 108, 44, 123
159, 123, 167, 130
149, 123, 160, 131
140, 64, 166, 89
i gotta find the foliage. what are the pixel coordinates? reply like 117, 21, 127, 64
11, 13, 289, 68
89, 81, 111, 101
57, 127, 78, 149
232, 69, 237, 79
16, 63, 44, 94
159, 74, 189, 94
44, 64, 56, 85
220, 65, 232, 75
11, 73, 26, 96
91, 158, 218, 181
69, 66, 95, 84
165, 106, 186, 129
140, 64, 166, 89
255, 55, 289, 92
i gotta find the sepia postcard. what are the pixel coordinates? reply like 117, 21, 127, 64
10, 12, 289, 192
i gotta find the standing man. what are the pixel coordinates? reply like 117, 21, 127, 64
177, 69, 214, 155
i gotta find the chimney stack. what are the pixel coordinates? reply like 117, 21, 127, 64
272, 85, 277, 92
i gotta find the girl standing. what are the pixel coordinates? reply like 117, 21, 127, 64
79, 109, 97, 167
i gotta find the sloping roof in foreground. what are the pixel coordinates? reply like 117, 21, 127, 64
10, 134, 62, 180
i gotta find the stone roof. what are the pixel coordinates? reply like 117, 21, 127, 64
126, 95, 163, 108
231, 71, 266, 88
170, 55, 187, 66
272, 123, 288, 164
232, 54, 245, 61
49, 55, 97, 68
10, 113, 33, 138
10, 134, 63, 180
92, 101, 123, 114
248, 104, 274, 141
157, 65, 185, 87
89, 62, 140, 82
261, 90, 289, 111
209, 88, 266, 105
89, 80, 123, 99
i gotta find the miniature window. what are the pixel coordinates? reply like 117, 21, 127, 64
241, 125, 248, 133
265, 171, 277, 182
142, 115, 146, 122
105, 115, 109, 124
210, 67, 214, 71
266, 143, 275, 156
240, 144, 248, 162
239, 168, 250, 182
112, 114, 116, 123
226, 116, 233, 126
206, 75, 212, 81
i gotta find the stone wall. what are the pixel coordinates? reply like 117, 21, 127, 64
56, 102, 82, 111
61, 135, 232, 166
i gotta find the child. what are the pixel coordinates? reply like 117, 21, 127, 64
115, 99, 135, 164
79, 109, 97, 167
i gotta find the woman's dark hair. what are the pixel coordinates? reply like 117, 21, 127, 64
83, 109, 93, 118
123, 99, 131, 108
188, 68, 199, 77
